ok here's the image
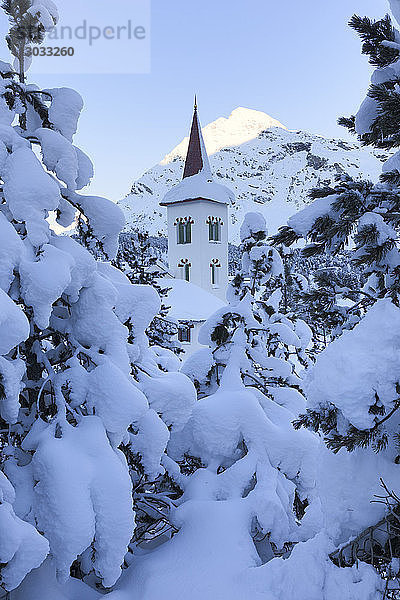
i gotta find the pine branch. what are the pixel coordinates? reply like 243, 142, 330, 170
349, 14, 399, 67
338, 115, 356, 134
269, 226, 300, 247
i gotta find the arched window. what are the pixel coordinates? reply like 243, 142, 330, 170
175, 217, 194, 244
206, 216, 223, 242
184, 263, 190, 281
178, 259, 191, 282
210, 259, 221, 287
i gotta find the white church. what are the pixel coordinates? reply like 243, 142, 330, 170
160, 101, 234, 355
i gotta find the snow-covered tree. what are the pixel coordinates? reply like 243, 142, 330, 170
295, 260, 369, 353
0, 3, 196, 596
270, 1, 400, 455
278, 247, 308, 315
251, 5, 400, 596
338, 5, 400, 183
106, 217, 319, 599
272, 174, 399, 302
178, 212, 315, 531
183, 213, 312, 399
273, 183, 400, 450
97, 213, 384, 600
272, 1, 400, 309
268, 247, 365, 354
2, 0, 58, 82
266, 12, 400, 596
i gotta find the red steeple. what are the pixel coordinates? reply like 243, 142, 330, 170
183, 97, 212, 180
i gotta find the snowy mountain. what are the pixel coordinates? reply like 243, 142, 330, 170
119, 107, 387, 243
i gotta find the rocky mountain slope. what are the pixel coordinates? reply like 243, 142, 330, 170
119, 107, 387, 242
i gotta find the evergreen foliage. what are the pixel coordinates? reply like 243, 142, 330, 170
284, 259, 360, 352
166, 213, 319, 576
341, 12, 400, 176
0, 4, 196, 594
271, 176, 400, 453
183, 212, 311, 402
2, 0, 56, 83
349, 14, 399, 68
270, 6, 400, 458
115, 231, 181, 356
271, 173, 400, 305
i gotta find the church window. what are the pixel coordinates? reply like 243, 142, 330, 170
178, 324, 191, 343
210, 259, 221, 287
178, 259, 191, 282
206, 216, 223, 242
175, 217, 194, 244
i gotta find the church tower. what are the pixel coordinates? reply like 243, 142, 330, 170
160, 101, 233, 301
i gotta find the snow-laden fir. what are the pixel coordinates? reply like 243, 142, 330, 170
98, 212, 383, 600
0, 1, 195, 596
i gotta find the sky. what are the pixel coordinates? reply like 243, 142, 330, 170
0, 0, 391, 202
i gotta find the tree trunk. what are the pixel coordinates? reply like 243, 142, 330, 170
18, 42, 26, 130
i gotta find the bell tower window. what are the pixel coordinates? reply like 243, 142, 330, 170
175, 217, 193, 244
178, 259, 191, 282
207, 216, 223, 242
210, 259, 221, 287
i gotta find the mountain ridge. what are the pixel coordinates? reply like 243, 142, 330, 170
119, 108, 386, 242
161, 107, 287, 164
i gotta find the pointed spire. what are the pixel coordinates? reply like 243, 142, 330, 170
182, 98, 212, 180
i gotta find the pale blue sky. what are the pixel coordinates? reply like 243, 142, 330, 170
0, 0, 391, 201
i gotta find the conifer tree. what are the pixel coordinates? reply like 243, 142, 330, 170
115, 231, 181, 357
161, 215, 319, 589
183, 212, 311, 413
2, 0, 57, 83
272, 248, 364, 353
279, 248, 307, 315
0, 3, 195, 595
270, 4, 400, 455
